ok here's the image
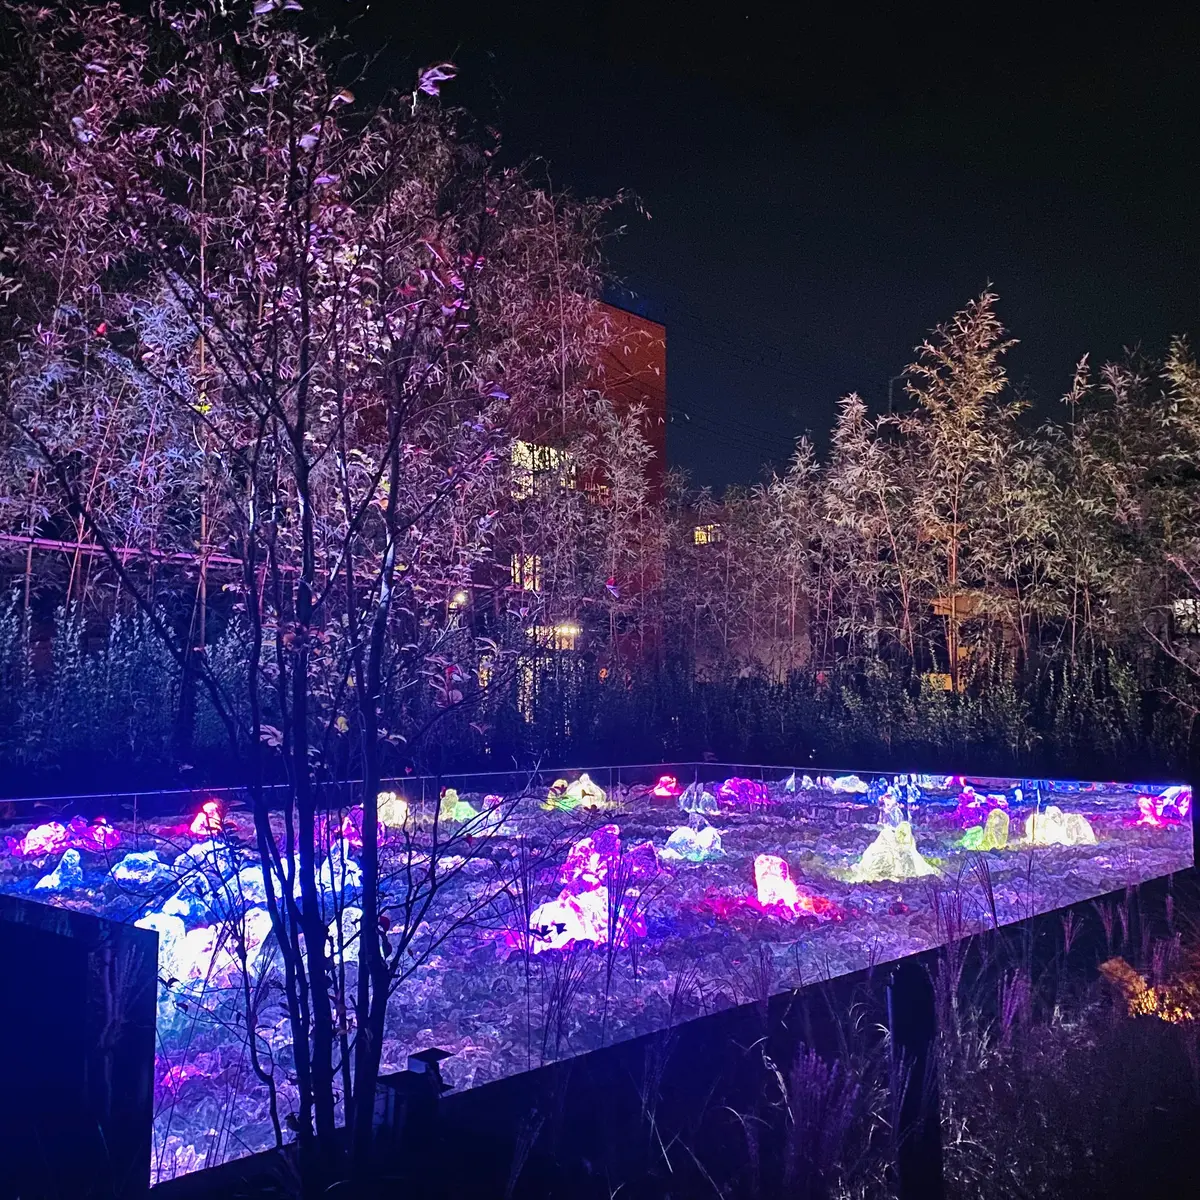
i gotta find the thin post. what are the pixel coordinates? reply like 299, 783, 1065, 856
887, 958, 943, 1200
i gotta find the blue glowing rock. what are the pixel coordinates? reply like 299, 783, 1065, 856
109, 850, 175, 888
35, 848, 84, 891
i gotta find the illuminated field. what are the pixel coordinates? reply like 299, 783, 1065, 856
0, 766, 1191, 1181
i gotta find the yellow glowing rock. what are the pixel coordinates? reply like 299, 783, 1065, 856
961, 807, 1010, 851
439, 788, 478, 823
544, 772, 607, 811
847, 820, 939, 882
376, 791, 409, 829
1024, 805, 1096, 847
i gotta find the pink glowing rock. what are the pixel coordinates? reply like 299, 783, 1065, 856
67, 815, 121, 853
560, 824, 621, 890
189, 800, 224, 839
652, 774, 681, 799
718, 777, 770, 807
14, 821, 69, 858
559, 825, 659, 892
1133, 785, 1192, 827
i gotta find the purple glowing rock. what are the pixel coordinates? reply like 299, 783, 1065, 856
718, 777, 770, 807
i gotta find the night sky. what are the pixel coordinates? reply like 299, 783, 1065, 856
335, 4, 1199, 489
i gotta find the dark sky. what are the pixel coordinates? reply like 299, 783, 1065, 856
334, 4, 1199, 489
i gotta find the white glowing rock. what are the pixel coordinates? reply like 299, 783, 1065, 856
173, 840, 239, 878
529, 888, 610, 953
830, 774, 869, 794
662, 824, 724, 862
329, 906, 363, 964
162, 876, 213, 922
136, 911, 188, 980
178, 926, 220, 982
1025, 806, 1097, 847
239, 906, 275, 974
377, 791, 409, 828
755, 853, 801, 907
35, 848, 84, 891
109, 850, 174, 888
847, 821, 939, 882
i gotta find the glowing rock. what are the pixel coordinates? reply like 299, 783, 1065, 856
754, 853, 837, 918
800, 775, 817, 790
544, 773, 607, 811
109, 851, 174, 888
328, 906, 362, 964
1161, 784, 1192, 819
377, 791, 409, 828
35, 848, 83, 891
189, 800, 224, 839
1024, 806, 1096, 847
679, 782, 719, 815
718, 777, 769, 806
755, 854, 800, 907
652, 774, 681, 799
529, 889, 609, 952
174, 840, 239, 878
211, 865, 269, 916
561, 824, 621, 889
136, 911, 188, 981
830, 775, 869, 794
162, 877, 214, 923
66, 816, 121, 853
439, 788, 478, 823
317, 841, 362, 899
877, 786, 905, 827
1133, 786, 1192, 827
784, 772, 797, 793
661, 824, 723, 862
178, 926, 220, 982
846, 821, 938, 882
953, 786, 1009, 826
15, 821, 69, 858
1133, 795, 1166, 827
961, 807, 1010, 851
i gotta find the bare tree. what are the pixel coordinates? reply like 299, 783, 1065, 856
0, 1, 620, 1185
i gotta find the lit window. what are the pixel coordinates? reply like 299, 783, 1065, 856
1173, 597, 1200, 636
511, 440, 576, 500
693, 523, 723, 546
510, 552, 542, 592
477, 655, 493, 689
526, 622, 581, 652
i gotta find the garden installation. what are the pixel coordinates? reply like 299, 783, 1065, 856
0, 765, 1190, 1182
